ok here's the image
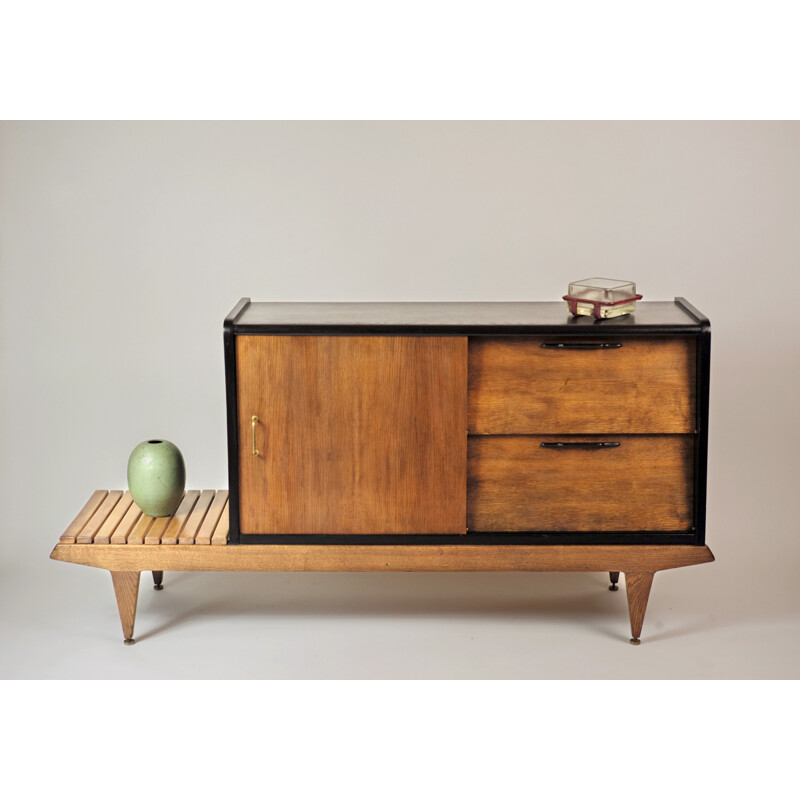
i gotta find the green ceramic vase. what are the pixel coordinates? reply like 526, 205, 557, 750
127, 439, 186, 517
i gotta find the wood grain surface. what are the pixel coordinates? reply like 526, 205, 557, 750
178, 489, 216, 544
76, 491, 124, 544
110, 571, 140, 641
160, 491, 201, 545
59, 490, 108, 543
144, 513, 173, 545
211, 499, 229, 545
237, 335, 468, 534
126, 511, 155, 545
467, 435, 694, 531
109, 500, 143, 544
196, 491, 228, 545
93, 491, 135, 544
468, 337, 696, 434
625, 572, 655, 641
51, 542, 714, 573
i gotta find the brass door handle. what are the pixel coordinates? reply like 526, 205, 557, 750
251, 415, 259, 456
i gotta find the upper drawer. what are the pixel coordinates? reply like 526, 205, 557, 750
468, 336, 696, 434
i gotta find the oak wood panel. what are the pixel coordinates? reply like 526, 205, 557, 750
196, 490, 228, 545
60, 490, 108, 543
467, 435, 694, 532
76, 491, 124, 544
237, 335, 468, 534
51, 542, 714, 573
468, 337, 696, 434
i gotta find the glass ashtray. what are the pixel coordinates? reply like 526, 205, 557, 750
564, 278, 642, 319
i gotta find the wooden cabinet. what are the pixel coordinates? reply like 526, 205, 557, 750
47, 297, 714, 647
225, 299, 710, 547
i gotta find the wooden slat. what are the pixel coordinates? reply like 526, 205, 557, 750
110, 501, 143, 544
76, 491, 124, 544
60, 490, 108, 543
126, 511, 155, 545
144, 492, 186, 545
178, 489, 216, 544
94, 491, 135, 544
161, 491, 201, 545
144, 514, 173, 545
196, 490, 228, 545
211, 499, 229, 546
51, 542, 715, 573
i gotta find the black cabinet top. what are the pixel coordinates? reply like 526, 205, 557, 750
225, 298, 708, 336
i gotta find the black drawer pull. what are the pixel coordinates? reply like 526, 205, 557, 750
540, 441, 621, 449
541, 342, 623, 350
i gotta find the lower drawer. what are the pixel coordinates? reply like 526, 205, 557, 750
468, 435, 694, 532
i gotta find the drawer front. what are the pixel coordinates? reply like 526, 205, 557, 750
468, 337, 696, 434
467, 435, 694, 532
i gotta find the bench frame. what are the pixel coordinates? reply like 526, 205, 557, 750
51, 496, 715, 645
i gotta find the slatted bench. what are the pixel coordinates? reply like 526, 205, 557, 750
51, 489, 715, 645
58, 490, 231, 548
51, 489, 229, 643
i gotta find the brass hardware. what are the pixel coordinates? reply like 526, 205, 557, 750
251, 415, 259, 456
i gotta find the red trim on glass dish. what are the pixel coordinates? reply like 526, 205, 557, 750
563, 294, 643, 320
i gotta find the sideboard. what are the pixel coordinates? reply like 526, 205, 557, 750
51, 298, 713, 645
225, 298, 710, 548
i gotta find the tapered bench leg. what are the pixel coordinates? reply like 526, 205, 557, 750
624, 572, 655, 645
110, 571, 141, 645
609, 571, 620, 591
152, 571, 164, 590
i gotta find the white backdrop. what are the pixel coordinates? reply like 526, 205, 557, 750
2, 121, 799, 677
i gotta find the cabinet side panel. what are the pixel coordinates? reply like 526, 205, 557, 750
237, 336, 468, 534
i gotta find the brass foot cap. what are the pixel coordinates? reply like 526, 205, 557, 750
629, 638, 641, 646
123, 638, 136, 646
609, 584, 619, 591
154, 584, 163, 591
